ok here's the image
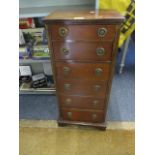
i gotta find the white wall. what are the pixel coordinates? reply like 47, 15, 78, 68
20, 0, 95, 8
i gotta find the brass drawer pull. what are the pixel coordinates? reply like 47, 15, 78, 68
92, 114, 97, 120
64, 83, 71, 90
61, 48, 69, 55
63, 67, 70, 74
67, 112, 72, 119
94, 85, 101, 91
96, 48, 105, 56
97, 28, 107, 37
65, 98, 72, 105
59, 27, 68, 37
93, 100, 99, 106
95, 68, 103, 76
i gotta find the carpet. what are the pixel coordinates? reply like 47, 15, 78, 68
20, 126, 134, 155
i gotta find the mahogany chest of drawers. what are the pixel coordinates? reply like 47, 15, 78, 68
44, 10, 124, 129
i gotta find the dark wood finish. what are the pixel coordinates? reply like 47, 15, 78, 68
55, 62, 111, 81
58, 120, 106, 130
44, 10, 124, 24
52, 41, 113, 61
58, 94, 105, 110
57, 79, 108, 97
60, 108, 105, 123
44, 10, 124, 129
102, 25, 122, 123
49, 25, 116, 41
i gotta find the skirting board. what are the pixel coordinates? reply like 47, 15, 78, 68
19, 119, 135, 130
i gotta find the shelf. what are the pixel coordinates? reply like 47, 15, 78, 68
21, 28, 44, 32
19, 58, 50, 64
19, 82, 56, 94
19, 82, 56, 95
20, 88, 56, 95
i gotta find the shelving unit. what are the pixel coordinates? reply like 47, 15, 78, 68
19, 29, 52, 94
19, 58, 50, 64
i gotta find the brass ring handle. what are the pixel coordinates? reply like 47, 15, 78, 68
95, 68, 103, 76
93, 100, 98, 106
64, 83, 71, 90
97, 28, 107, 37
92, 114, 97, 120
67, 112, 72, 119
59, 27, 68, 37
94, 85, 101, 91
61, 48, 69, 55
65, 98, 72, 105
96, 48, 105, 56
63, 67, 70, 74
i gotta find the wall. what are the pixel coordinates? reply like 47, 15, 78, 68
20, 0, 95, 8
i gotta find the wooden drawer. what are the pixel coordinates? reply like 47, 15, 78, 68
55, 62, 111, 81
56, 79, 107, 97
60, 108, 105, 123
58, 94, 105, 110
50, 25, 116, 41
52, 41, 113, 61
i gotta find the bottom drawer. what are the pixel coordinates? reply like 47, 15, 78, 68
60, 108, 105, 123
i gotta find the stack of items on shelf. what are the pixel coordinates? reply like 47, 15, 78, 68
32, 73, 47, 88
19, 17, 49, 60
19, 66, 32, 87
19, 18, 35, 29
19, 65, 54, 90
19, 17, 45, 29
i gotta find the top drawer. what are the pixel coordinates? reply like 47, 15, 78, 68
49, 25, 116, 41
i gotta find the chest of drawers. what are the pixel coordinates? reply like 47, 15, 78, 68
44, 10, 124, 130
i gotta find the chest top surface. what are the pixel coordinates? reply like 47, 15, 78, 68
44, 9, 124, 24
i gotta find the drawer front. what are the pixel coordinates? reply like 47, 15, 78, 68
50, 25, 116, 41
52, 41, 113, 61
58, 94, 105, 110
56, 79, 107, 97
55, 62, 111, 81
61, 108, 105, 123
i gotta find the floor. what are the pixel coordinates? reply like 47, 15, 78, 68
20, 127, 135, 155
19, 40, 135, 121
